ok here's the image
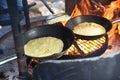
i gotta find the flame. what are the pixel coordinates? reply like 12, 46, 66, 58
71, 0, 120, 18
71, 0, 93, 16
102, 0, 120, 19
118, 23, 120, 34
102, 0, 120, 45
71, 4, 82, 17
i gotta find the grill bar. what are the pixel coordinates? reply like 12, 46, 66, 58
66, 35, 107, 57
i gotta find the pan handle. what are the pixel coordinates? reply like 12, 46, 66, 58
111, 19, 120, 24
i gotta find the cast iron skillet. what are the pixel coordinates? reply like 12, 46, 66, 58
22, 24, 75, 61
66, 15, 112, 40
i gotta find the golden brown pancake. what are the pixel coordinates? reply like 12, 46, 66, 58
73, 22, 106, 36
24, 36, 64, 57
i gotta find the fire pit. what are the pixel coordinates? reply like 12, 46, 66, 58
32, 0, 120, 80
1, 0, 120, 80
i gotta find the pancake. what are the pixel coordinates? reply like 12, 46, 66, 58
73, 22, 106, 36
24, 36, 64, 57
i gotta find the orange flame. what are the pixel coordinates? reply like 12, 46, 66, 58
103, 0, 120, 45
103, 0, 120, 19
71, 0, 93, 16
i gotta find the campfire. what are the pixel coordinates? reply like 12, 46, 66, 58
24, 0, 120, 80
27, 0, 120, 67
2, 0, 120, 80
65, 0, 120, 56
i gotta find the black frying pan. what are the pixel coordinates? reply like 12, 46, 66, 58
66, 15, 113, 40
22, 24, 75, 61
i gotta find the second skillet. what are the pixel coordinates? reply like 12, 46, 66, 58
66, 15, 112, 40
22, 24, 75, 61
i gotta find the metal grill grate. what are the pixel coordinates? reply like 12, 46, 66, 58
66, 35, 108, 57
